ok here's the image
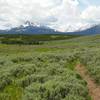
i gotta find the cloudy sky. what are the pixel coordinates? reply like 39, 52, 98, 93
0, 0, 100, 31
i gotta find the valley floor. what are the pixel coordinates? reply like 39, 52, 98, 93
0, 34, 100, 100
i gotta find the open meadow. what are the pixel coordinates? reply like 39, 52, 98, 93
0, 34, 100, 100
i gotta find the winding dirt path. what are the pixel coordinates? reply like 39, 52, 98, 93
76, 64, 100, 100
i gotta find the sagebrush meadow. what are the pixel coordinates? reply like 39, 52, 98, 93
0, 34, 100, 100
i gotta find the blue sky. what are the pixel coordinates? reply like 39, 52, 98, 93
0, 0, 100, 31
79, 0, 100, 10
90, 0, 100, 6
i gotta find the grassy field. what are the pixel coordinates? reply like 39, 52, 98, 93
0, 34, 80, 45
0, 34, 100, 100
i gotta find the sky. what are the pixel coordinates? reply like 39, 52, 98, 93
0, 0, 100, 31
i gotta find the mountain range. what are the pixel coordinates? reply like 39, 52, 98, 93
71, 24, 100, 35
0, 21, 100, 35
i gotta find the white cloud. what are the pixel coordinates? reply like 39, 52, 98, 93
0, 0, 56, 29
0, 0, 99, 31
49, 0, 82, 31
81, 6, 100, 22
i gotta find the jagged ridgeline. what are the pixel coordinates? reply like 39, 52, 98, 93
0, 21, 100, 35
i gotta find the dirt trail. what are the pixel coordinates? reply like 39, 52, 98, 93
76, 64, 100, 100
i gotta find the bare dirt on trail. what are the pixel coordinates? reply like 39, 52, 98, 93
76, 64, 100, 100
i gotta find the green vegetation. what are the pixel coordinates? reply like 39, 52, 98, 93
0, 34, 100, 100
0, 34, 80, 45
